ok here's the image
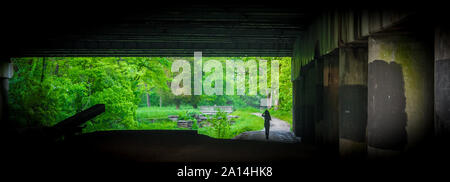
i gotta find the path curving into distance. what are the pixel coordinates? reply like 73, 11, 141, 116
233, 113, 301, 143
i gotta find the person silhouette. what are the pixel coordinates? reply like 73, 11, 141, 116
262, 109, 271, 140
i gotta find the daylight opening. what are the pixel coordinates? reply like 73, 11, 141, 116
8, 57, 293, 140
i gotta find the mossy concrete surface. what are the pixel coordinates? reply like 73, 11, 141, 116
368, 33, 434, 155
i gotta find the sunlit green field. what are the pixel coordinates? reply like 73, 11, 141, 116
136, 120, 187, 130
136, 106, 265, 139
136, 106, 198, 120
135, 106, 198, 130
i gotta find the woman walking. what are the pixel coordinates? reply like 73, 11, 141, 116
262, 109, 271, 140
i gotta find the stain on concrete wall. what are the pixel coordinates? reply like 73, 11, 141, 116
339, 85, 367, 142
435, 59, 450, 137
339, 46, 368, 143
369, 34, 434, 151
368, 60, 407, 150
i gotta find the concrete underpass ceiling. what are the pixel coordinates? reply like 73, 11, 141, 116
4, 5, 318, 58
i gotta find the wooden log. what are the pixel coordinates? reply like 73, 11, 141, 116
51, 104, 105, 137
17, 104, 105, 141
54, 104, 105, 129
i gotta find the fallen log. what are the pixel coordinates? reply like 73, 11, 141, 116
54, 104, 105, 130
17, 104, 105, 141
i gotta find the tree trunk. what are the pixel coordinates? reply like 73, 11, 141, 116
40, 57, 46, 83
145, 83, 150, 107
54, 63, 59, 75
159, 96, 162, 108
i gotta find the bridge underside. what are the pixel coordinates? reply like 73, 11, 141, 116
1, 5, 450, 163
4, 5, 315, 57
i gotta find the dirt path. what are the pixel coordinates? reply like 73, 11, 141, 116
233, 113, 300, 143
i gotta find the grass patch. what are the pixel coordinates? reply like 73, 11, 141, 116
136, 119, 188, 130
134, 106, 267, 139
229, 109, 265, 137
134, 106, 198, 131
136, 106, 198, 120
235, 107, 260, 113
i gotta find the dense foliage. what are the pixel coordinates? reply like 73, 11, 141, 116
9, 57, 169, 132
8, 57, 292, 134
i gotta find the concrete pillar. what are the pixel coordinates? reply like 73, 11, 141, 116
368, 32, 434, 158
293, 62, 317, 143
338, 46, 368, 158
293, 59, 322, 144
292, 79, 302, 137
0, 60, 13, 127
314, 58, 325, 145
321, 51, 339, 150
435, 26, 450, 138
304, 62, 316, 144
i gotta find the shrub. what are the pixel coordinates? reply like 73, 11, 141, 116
206, 110, 231, 139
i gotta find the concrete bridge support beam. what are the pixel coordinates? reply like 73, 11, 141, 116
367, 32, 434, 158
0, 60, 13, 128
435, 26, 450, 139
338, 46, 368, 158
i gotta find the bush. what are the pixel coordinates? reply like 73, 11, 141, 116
206, 110, 231, 139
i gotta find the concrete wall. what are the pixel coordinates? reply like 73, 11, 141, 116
435, 25, 450, 138
292, 49, 340, 150
303, 62, 317, 143
294, 45, 368, 157
314, 58, 324, 145
339, 46, 368, 158
320, 51, 339, 150
292, 10, 413, 80
368, 32, 434, 157
291, 10, 446, 159
292, 79, 301, 137
293, 61, 318, 143
0, 61, 13, 129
